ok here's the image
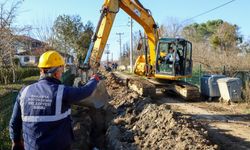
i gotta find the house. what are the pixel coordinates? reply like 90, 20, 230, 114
14, 35, 74, 67
14, 35, 47, 67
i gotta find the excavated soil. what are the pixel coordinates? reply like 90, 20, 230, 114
71, 72, 218, 150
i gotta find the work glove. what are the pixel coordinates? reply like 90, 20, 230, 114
91, 74, 101, 81
91, 73, 106, 81
12, 141, 24, 150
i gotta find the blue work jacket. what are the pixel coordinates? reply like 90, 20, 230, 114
9, 77, 99, 150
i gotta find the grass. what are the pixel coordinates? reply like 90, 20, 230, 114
0, 84, 22, 97
21, 76, 40, 85
0, 93, 17, 150
0, 76, 39, 97
0, 76, 39, 150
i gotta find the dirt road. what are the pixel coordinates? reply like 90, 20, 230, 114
156, 92, 250, 150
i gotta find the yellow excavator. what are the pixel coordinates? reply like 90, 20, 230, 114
83, 0, 200, 100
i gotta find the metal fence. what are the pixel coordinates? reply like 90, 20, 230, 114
185, 64, 250, 89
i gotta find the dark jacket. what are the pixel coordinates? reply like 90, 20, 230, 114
9, 77, 98, 150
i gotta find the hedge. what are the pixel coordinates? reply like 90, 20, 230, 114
0, 67, 40, 84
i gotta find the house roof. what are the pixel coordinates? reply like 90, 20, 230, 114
15, 35, 48, 56
15, 35, 74, 58
15, 35, 43, 43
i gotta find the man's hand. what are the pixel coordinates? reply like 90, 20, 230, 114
91, 74, 100, 81
12, 141, 24, 150
91, 73, 106, 81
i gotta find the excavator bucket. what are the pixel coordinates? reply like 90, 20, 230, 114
77, 80, 110, 108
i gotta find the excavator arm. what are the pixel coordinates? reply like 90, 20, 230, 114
82, 0, 200, 101
84, 0, 159, 70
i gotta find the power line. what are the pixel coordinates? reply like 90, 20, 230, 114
182, 0, 236, 23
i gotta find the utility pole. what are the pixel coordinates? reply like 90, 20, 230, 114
111, 52, 113, 62
123, 44, 126, 57
105, 44, 110, 65
129, 17, 133, 73
116, 32, 124, 59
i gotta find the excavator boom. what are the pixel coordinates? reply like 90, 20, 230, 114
83, 0, 200, 100
84, 0, 158, 69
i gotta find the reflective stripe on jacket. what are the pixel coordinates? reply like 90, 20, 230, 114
20, 85, 71, 122
9, 77, 99, 150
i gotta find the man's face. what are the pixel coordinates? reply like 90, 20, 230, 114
54, 66, 64, 80
169, 48, 174, 53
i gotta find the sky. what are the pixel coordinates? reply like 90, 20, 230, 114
11, 0, 250, 60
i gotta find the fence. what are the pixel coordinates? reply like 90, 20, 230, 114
185, 64, 250, 89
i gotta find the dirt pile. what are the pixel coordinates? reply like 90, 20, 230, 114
104, 72, 218, 150
71, 72, 218, 150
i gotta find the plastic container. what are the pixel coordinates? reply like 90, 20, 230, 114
200, 74, 226, 98
217, 77, 242, 102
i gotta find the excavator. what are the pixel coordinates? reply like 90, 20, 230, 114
82, 0, 200, 100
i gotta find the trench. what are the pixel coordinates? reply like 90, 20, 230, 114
71, 103, 115, 150
70, 72, 219, 150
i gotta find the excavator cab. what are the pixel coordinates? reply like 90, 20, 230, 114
155, 38, 192, 79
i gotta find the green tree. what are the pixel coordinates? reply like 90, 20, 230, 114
183, 19, 242, 53
76, 21, 94, 58
52, 15, 93, 59
182, 19, 224, 42
210, 22, 241, 53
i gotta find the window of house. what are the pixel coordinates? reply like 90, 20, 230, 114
23, 56, 30, 62
32, 42, 41, 48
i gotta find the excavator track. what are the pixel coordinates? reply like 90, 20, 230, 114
113, 72, 200, 101
128, 78, 156, 97
113, 72, 156, 97
174, 81, 200, 100
148, 79, 200, 101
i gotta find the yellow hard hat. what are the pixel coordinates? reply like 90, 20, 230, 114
38, 50, 65, 68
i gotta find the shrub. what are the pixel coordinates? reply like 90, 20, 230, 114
15, 67, 40, 82
0, 67, 39, 84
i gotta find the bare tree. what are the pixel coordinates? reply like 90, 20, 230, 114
192, 41, 250, 73
0, 0, 30, 84
158, 24, 167, 38
238, 37, 250, 54
31, 18, 56, 47
160, 17, 186, 38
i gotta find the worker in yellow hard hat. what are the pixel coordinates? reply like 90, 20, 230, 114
9, 50, 100, 150
38, 50, 66, 79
